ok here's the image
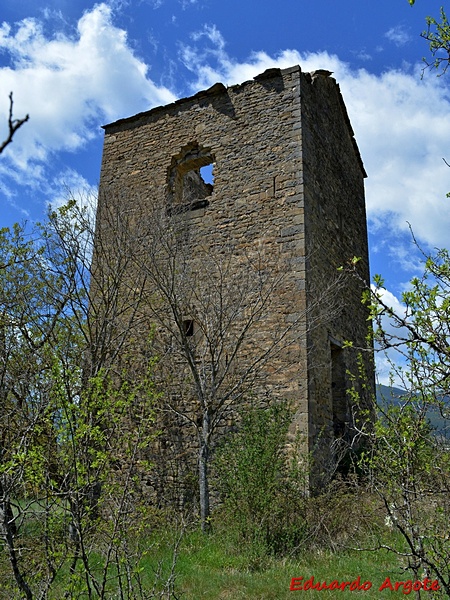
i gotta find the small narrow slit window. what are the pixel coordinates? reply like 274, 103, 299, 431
183, 319, 194, 337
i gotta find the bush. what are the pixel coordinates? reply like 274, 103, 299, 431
213, 404, 308, 558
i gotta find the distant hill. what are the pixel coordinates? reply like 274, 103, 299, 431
376, 384, 408, 405
375, 384, 449, 437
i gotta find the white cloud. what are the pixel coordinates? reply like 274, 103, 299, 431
346, 67, 450, 249
355, 49, 372, 62
181, 0, 198, 8
375, 353, 401, 387
1, 11, 450, 262
385, 26, 412, 47
375, 286, 406, 318
48, 168, 98, 211
179, 31, 450, 251
370, 286, 409, 387
384, 237, 425, 275
0, 3, 175, 185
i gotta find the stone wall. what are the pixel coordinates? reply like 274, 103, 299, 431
300, 70, 372, 479
95, 64, 373, 500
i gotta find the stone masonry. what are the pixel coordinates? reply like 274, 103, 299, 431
95, 65, 373, 498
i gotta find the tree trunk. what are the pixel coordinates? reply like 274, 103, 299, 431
198, 414, 211, 533
0, 479, 33, 600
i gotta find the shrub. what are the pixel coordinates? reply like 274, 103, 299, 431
213, 403, 308, 558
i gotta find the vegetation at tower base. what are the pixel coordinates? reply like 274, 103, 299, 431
4, 202, 449, 596
346, 243, 450, 596
213, 403, 309, 558
0, 202, 178, 599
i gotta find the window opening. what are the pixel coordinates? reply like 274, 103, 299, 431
200, 163, 214, 186
167, 144, 215, 216
331, 343, 347, 438
183, 319, 194, 337
181, 167, 213, 206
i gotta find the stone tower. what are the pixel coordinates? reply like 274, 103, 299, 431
95, 65, 373, 497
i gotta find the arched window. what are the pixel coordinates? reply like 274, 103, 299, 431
167, 143, 215, 215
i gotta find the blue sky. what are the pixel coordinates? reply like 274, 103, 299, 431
0, 0, 449, 383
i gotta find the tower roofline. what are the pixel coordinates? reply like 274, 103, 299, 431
102, 64, 366, 178
102, 66, 302, 132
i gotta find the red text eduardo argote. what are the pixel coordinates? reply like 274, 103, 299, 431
290, 575, 440, 594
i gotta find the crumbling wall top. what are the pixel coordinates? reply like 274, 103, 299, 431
102, 66, 302, 132
101, 64, 365, 177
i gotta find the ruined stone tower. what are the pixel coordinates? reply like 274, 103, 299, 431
95, 65, 373, 499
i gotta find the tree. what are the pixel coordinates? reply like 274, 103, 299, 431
361, 402, 450, 595
115, 201, 348, 534
214, 403, 308, 557
368, 245, 450, 401
406, 0, 450, 76
0, 201, 176, 598
350, 245, 450, 595
421, 8, 450, 76
0, 93, 29, 155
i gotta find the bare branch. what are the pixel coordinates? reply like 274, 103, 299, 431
0, 93, 29, 155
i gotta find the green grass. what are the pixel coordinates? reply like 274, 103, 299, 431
141, 527, 404, 599
0, 507, 414, 599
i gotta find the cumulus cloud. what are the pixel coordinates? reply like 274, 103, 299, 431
180, 30, 450, 252
0, 3, 175, 189
2, 10, 450, 266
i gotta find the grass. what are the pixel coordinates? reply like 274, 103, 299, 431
0, 500, 415, 599
142, 526, 404, 599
